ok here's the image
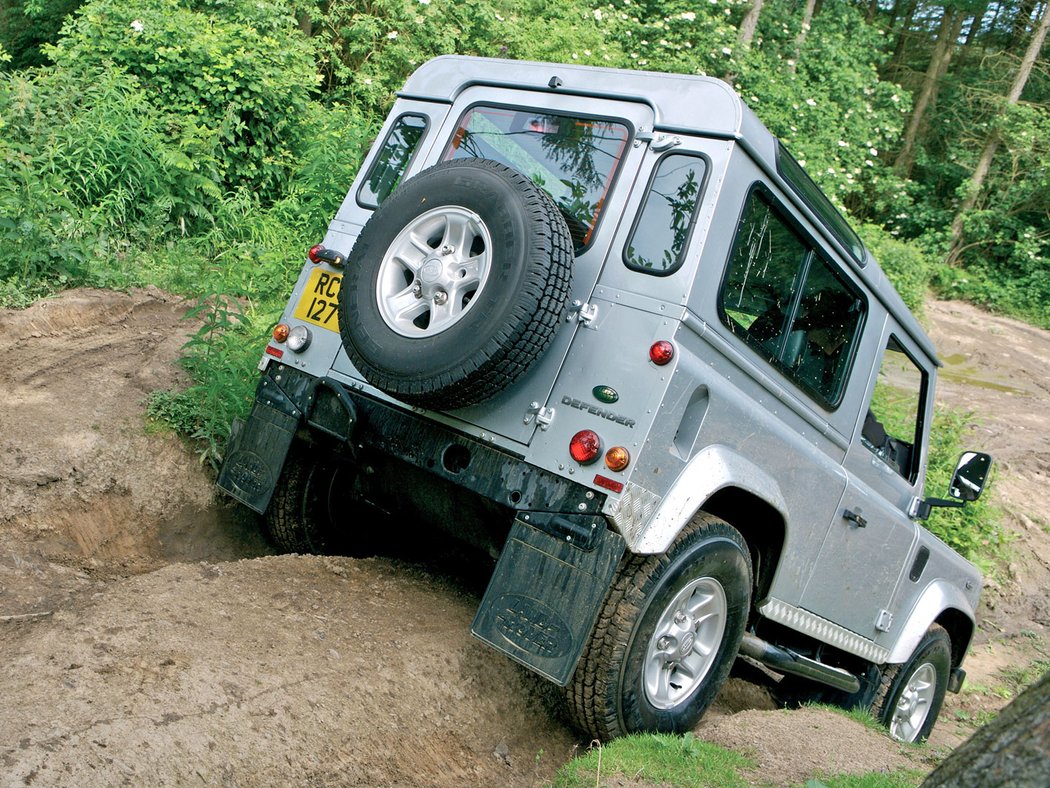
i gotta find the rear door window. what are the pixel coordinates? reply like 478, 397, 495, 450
443, 106, 630, 250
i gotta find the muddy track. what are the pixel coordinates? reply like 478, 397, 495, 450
1, 289, 1047, 785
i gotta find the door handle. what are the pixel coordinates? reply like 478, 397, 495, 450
843, 508, 868, 528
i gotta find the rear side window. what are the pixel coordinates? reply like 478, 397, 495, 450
358, 114, 428, 208
443, 106, 630, 250
624, 154, 707, 275
719, 190, 865, 408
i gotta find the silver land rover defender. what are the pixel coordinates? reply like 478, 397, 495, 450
218, 56, 993, 743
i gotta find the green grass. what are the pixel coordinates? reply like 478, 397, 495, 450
553, 733, 753, 787
803, 772, 924, 788
550, 731, 926, 788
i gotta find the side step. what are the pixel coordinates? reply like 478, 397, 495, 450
738, 633, 861, 694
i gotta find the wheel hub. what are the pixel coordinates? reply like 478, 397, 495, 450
419, 257, 444, 284
375, 205, 492, 337
643, 576, 727, 710
889, 661, 937, 742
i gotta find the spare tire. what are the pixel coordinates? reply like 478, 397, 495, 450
337, 159, 574, 410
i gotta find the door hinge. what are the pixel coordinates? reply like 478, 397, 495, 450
568, 300, 599, 326
875, 609, 893, 633
524, 401, 555, 430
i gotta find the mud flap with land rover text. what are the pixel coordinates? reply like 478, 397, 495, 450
217, 399, 299, 514
471, 514, 626, 686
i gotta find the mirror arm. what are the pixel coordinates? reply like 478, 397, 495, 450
912, 497, 966, 521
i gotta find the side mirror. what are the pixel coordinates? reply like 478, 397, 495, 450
949, 451, 993, 502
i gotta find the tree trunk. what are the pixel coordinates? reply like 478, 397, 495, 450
889, 0, 919, 69
921, 671, 1050, 786
1011, 0, 1038, 48
948, 1, 1050, 261
894, 7, 965, 179
790, 0, 820, 72
738, 0, 765, 47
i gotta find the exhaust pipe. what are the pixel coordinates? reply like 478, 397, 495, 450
738, 633, 861, 694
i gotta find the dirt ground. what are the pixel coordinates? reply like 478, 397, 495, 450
1, 289, 1047, 786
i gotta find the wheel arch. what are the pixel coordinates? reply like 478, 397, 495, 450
886, 579, 977, 666
631, 445, 788, 603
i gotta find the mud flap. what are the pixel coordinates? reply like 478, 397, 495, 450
216, 400, 299, 514
471, 513, 626, 686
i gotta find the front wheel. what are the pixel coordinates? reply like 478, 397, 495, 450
873, 624, 952, 743
567, 515, 752, 740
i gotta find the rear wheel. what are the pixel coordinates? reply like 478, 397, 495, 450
568, 515, 752, 740
263, 447, 349, 555
873, 625, 952, 743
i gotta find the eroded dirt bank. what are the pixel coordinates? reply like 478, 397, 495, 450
1, 290, 1047, 785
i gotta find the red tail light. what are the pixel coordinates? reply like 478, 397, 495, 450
308, 244, 325, 264
569, 430, 602, 464
649, 340, 674, 365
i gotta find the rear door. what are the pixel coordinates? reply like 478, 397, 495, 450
331, 87, 655, 445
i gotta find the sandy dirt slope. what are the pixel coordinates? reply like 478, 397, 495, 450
1, 290, 1047, 786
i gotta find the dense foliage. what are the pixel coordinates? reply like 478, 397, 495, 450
1, 0, 1040, 558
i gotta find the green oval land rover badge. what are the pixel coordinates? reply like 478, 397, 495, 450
593, 385, 619, 404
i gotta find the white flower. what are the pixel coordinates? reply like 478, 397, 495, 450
387, 31, 398, 39
869, 147, 878, 156
593, 9, 603, 20
584, 49, 592, 56
419, 0, 430, 4
837, 140, 848, 147
797, 160, 806, 167
805, 98, 817, 107
891, 94, 900, 103
130, 19, 144, 32
722, 46, 732, 55
680, 11, 696, 21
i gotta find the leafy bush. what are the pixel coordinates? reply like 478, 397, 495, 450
46, 0, 316, 195
924, 408, 1003, 567
860, 224, 933, 316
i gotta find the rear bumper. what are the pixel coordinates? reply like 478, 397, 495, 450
218, 362, 607, 519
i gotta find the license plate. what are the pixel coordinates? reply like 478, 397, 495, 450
294, 269, 342, 331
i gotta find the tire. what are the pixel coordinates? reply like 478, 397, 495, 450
338, 158, 574, 410
872, 624, 952, 743
568, 514, 753, 740
263, 450, 346, 555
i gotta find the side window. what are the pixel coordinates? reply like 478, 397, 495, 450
358, 114, 428, 208
719, 190, 865, 407
864, 337, 926, 482
624, 154, 707, 275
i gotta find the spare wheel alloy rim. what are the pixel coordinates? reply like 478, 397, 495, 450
375, 205, 493, 337
643, 576, 727, 710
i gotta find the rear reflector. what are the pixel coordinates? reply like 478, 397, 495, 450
594, 474, 624, 493
265, 346, 284, 359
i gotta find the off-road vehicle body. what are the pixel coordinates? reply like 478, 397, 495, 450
218, 56, 992, 742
